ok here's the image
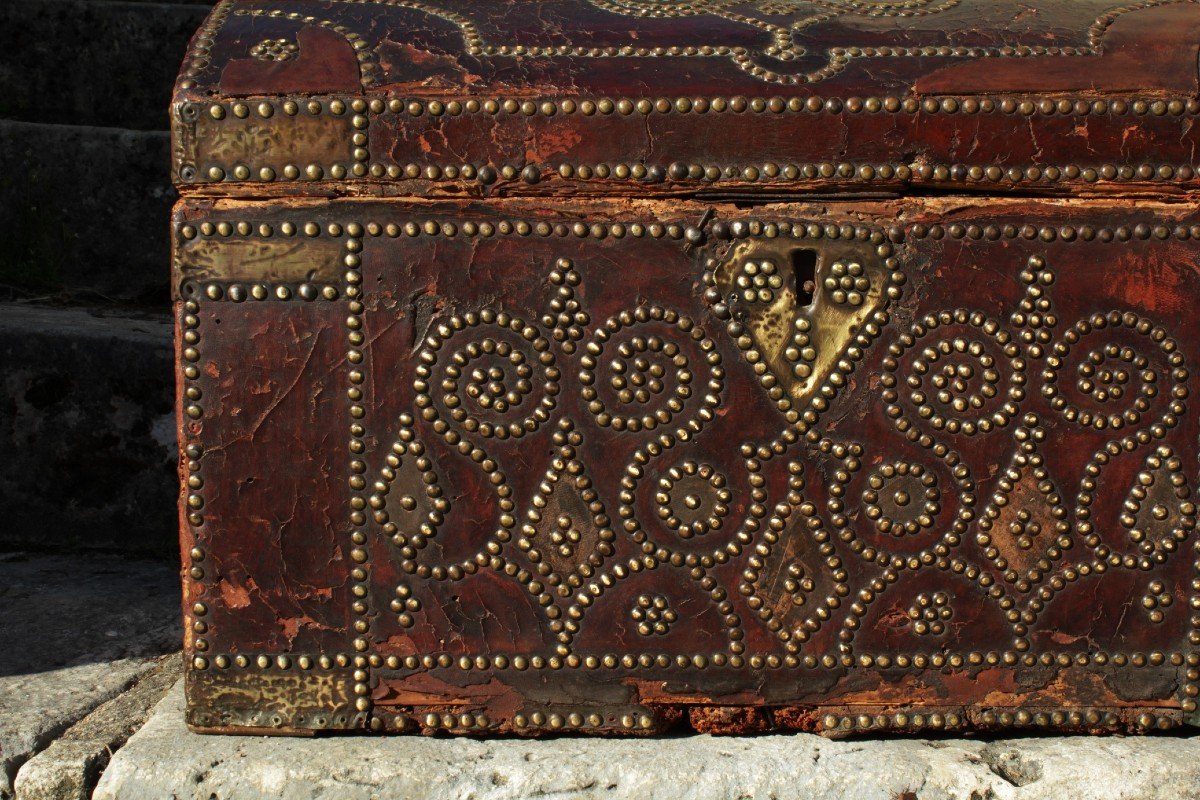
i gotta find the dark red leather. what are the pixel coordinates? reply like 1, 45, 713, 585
173, 1, 1200, 736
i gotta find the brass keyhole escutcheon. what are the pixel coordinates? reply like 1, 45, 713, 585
709, 234, 888, 410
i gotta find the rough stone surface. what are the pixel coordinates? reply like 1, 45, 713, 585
0, 305, 175, 555
0, 1, 212, 130
0, 552, 179, 799
0, 122, 173, 303
0, 662, 155, 800
97, 682, 1200, 800
13, 655, 179, 800
0, 552, 179, 688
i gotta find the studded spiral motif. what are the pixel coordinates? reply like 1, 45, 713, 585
416, 311, 559, 440
1043, 311, 1188, 434
883, 310, 1026, 438
580, 307, 723, 439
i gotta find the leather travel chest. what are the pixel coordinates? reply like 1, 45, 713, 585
173, 0, 1200, 736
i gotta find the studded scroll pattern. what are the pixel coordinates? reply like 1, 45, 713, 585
380, 218, 1195, 733
178, 0, 1200, 97
357, 220, 1190, 664
319, 0, 1188, 85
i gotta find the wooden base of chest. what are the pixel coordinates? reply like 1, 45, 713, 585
174, 196, 1200, 735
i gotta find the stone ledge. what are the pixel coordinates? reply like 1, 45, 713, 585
14, 655, 179, 800
95, 681, 1200, 800
0, 122, 174, 303
0, 552, 179, 799
0, 122, 173, 303
0, 304, 175, 555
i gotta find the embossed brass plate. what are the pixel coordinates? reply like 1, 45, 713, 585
174, 0, 1200, 736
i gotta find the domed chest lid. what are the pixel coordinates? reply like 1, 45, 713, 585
172, 0, 1200, 197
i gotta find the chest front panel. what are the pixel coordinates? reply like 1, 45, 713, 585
176, 197, 1200, 734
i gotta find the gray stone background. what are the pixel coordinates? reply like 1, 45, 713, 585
2, 1, 1200, 798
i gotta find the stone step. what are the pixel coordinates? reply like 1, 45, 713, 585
14, 656, 178, 800
95, 677, 1200, 800
0, 0, 213, 131
0, 121, 172, 303
0, 552, 179, 800
0, 303, 175, 556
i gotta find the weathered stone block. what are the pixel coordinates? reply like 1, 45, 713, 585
13, 656, 178, 800
94, 680, 1200, 800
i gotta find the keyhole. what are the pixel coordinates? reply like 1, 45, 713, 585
791, 249, 818, 307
